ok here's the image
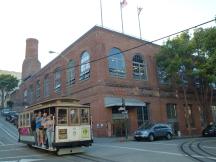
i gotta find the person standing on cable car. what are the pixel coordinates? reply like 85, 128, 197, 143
36, 112, 43, 147
31, 113, 37, 146
41, 112, 48, 148
46, 114, 54, 150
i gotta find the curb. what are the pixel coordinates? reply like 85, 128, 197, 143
94, 135, 203, 143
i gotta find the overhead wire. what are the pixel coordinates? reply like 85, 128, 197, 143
15, 18, 216, 102
21, 18, 216, 83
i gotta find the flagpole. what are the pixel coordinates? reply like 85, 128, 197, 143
120, 1, 124, 33
137, 7, 142, 39
100, 0, 103, 27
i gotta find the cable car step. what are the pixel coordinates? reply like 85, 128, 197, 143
57, 147, 84, 155
31, 145, 57, 151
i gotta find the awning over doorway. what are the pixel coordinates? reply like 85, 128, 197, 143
104, 96, 146, 108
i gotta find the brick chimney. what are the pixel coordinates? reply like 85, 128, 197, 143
22, 38, 41, 81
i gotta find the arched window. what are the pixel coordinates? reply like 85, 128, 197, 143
28, 84, 34, 104
36, 80, 40, 98
80, 51, 90, 80
44, 74, 49, 97
67, 60, 75, 85
54, 67, 61, 94
23, 89, 27, 103
108, 48, 126, 77
133, 54, 147, 80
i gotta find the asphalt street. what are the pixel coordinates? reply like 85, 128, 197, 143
0, 115, 216, 162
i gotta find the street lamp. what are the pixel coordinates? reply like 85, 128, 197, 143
49, 50, 69, 62
49, 50, 58, 54
118, 98, 128, 141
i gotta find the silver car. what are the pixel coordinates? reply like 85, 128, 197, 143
1, 108, 10, 116
134, 123, 173, 141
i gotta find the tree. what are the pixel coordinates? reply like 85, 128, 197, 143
157, 32, 194, 135
7, 100, 14, 108
191, 27, 216, 124
157, 32, 193, 85
0, 74, 19, 108
156, 27, 216, 133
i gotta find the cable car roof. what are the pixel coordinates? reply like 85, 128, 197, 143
23, 97, 89, 111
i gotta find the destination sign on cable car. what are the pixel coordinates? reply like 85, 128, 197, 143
58, 129, 67, 139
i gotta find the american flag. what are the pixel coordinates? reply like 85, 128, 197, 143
137, 7, 143, 15
120, 0, 127, 8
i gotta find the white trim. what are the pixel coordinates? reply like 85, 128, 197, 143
55, 125, 91, 143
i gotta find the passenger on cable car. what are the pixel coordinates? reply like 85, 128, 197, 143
42, 112, 48, 147
36, 112, 45, 148
31, 113, 37, 146
45, 114, 54, 150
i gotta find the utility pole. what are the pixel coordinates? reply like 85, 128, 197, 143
121, 98, 128, 141
120, 0, 127, 33
100, 0, 103, 27
137, 7, 143, 39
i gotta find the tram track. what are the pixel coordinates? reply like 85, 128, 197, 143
74, 154, 118, 162
58, 153, 118, 162
0, 116, 18, 139
197, 141, 216, 157
179, 138, 216, 162
0, 118, 18, 144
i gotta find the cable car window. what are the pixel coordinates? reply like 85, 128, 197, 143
80, 108, 89, 124
23, 113, 26, 126
57, 109, 68, 125
26, 113, 30, 126
19, 114, 23, 127
70, 108, 79, 125
30, 112, 34, 120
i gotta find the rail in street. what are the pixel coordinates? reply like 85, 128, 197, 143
179, 138, 216, 162
0, 115, 216, 162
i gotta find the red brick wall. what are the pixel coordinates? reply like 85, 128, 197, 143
22, 38, 41, 80
14, 27, 210, 137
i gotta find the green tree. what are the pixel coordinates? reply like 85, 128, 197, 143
191, 27, 216, 123
7, 100, 14, 108
157, 32, 193, 85
0, 74, 19, 108
157, 32, 194, 135
156, 27, 216, 132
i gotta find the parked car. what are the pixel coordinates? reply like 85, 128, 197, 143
10, 115, 18, 127
5, 111, 17, 121
134, 123, 173, 141
202, 123, 216, 137
1, 108, 10, 116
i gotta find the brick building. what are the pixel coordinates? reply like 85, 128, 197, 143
12, 26, 215, 137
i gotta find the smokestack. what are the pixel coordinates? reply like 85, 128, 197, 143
25, 38, 38, 59
22, 38, 41, 81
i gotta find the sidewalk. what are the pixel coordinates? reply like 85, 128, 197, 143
93, 136, 134, 143
93, 135, 202, 143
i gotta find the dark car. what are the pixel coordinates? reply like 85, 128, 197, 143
202, 123, 216, 137
10, 114, 18, 123
134, 123, 173, 141
1, 108, 10, 116
5, 111, 17, 121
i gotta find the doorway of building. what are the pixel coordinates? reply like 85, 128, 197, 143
212, 106, 216, 122
112, 119, 126, 137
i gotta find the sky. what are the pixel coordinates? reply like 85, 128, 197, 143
0, 0, 215, 72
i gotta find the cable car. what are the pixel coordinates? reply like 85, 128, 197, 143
18, 98, 93, 155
